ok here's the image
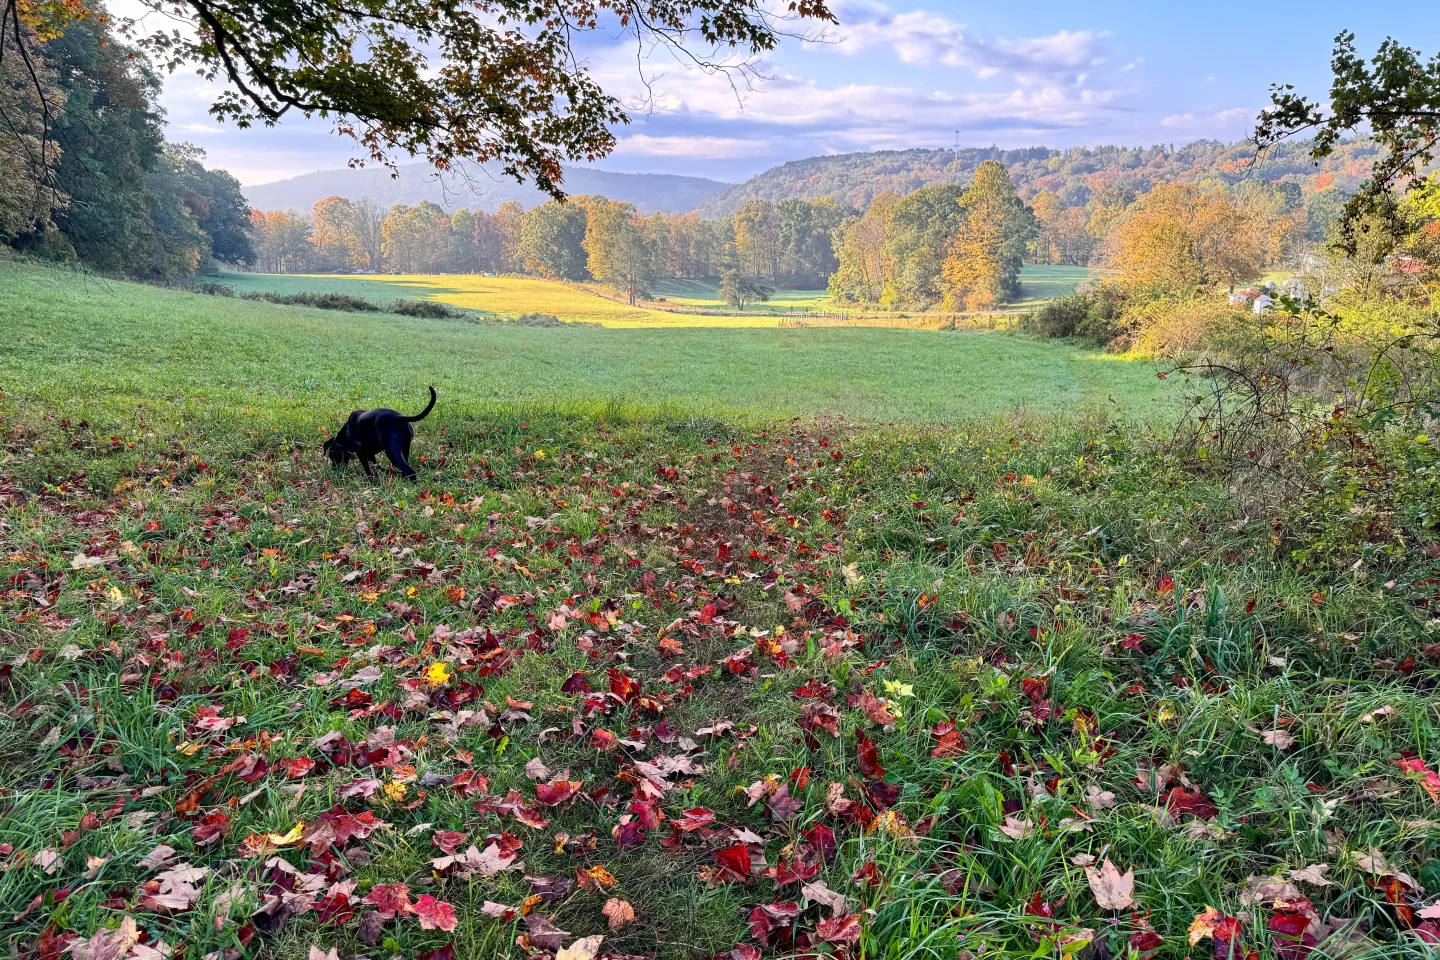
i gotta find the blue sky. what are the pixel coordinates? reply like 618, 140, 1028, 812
141, 0, 1440, 186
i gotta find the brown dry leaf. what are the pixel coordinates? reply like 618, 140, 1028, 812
554, 935, 604, 960
602, 898, 635, 931
37, 849, 62, 875
998, 816, 1034, 839
525, 757, 551, 781
523, 913, 570, 951
308, 947, 340, 960
1086, 785, 1116, 811
138, 845, 177, 870
1290, 863, 1333, 887
1259, 727, 1296, 750
801, 879, 849, 914
1239, 875, 1301, 906
1084, 858, 1135, 910
1361, 706, 1396, 723
69, 917, 141, 960
1354, 848, 1419, 890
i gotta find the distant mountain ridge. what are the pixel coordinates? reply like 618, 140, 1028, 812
243, 162, 728, 214
695, 140, 1380, 217
247, 139, 1381, 220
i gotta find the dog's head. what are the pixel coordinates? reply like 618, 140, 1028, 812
322, 435, 351, 467
323, 420, 355, 467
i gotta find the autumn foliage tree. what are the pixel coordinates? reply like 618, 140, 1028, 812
1108, 183, 1283, 290
940, 161, 1036, 311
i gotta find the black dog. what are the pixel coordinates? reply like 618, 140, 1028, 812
323, 386, 435, 480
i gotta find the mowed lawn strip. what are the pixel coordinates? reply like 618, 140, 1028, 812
0, 264, 1171, 426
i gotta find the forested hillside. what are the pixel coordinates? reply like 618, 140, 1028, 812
698, 140, 1383, 217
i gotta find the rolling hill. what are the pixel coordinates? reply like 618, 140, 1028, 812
695, 139, 1381, 217
243, 162, 728, 214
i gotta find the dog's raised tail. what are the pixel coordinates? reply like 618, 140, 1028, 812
406, 386, 437, 422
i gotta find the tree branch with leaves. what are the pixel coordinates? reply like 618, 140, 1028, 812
3, 0, 834, 204
1258, 30, 1440, 253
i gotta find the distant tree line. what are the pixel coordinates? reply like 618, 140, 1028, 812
248, 195, 854, 303
251, 154, 1335, 312
1, 13, 253, 276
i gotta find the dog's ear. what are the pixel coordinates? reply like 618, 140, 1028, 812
322, 439, 333, 453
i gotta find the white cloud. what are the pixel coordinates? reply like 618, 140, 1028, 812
1160, 106, 1256, 132
819, 0, 1108, 85
612, 135, 766, 157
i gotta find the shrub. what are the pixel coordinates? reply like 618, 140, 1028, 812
238, 291, 381, 312
1124, 295, 1240, 358
1166, 299, 1440, 567
512, 312, 566, 327
389, 299, 460, 318
1023, 287, 1127, 344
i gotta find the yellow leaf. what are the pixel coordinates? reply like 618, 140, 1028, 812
384, 782, 407, 802
177, 740, 204, 756
269, 822, 305, 846
423, 662, 452, 685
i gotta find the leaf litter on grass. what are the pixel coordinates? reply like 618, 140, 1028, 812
4, 405, 1440, 960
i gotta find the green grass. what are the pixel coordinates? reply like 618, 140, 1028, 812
213, 270, 727, 327
4, 259, 1439, 960
1003, 264, 1098, 311
3, 263, 1172, 424
650, 278, 837, 314
214, 264, 1090, 324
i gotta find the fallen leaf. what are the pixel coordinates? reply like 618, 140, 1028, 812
524, 913, 570, 950
801, 879, 848, 914
602, 898, 635, 931
1238, 875, 1300, 906
1084, 858, 1135, 910
1290, 863, 1332, 887
138, 845, 177, 870
68, 917, 140, 960
555, 935, 604, 960
998, 816, 1034, 839
411, 894, 458, 931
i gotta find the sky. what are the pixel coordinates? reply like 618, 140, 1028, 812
129, 0, 1440, 186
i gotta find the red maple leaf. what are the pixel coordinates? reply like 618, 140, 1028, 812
816, 911, 863, 944
411, 895, 458, 931
713, 843, 752, 882
534, 778, 583, 807
930, 721, 967, 758
671, 807, 716, 832
856, 730, 886, 778
363, 882, 413, 919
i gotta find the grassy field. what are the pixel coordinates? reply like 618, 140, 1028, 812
649, 279, 834, 314
1004, 265, 1097, 311
5, 265, 1171, 423
5, 260, 1440, 960
215, 264, 1091, 325
213, 271, 729, 328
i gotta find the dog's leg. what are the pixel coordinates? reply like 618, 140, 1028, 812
361, 457, 374, 478
385, 437, 418, 481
